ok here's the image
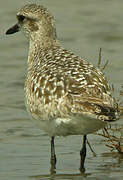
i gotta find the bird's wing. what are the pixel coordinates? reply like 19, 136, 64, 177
57, 87, 118, 122
57, 72, 118, 121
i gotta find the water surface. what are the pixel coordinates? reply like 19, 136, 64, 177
0, 0, 123, 179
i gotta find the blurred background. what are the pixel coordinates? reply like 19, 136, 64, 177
0, 0, 123, 180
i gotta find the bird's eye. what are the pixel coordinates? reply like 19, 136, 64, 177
17, 15, 25, 22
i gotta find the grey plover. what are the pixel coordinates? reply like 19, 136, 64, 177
6, 4, 119, 172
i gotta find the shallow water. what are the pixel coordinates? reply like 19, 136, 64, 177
0, 0, 123, 179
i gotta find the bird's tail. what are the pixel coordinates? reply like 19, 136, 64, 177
95, 104, 120, 122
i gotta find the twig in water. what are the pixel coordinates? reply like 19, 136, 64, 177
98, 48, 102, 68
101, 60, 109, 71
97, 48, 108, 71
87, 139, 96, 157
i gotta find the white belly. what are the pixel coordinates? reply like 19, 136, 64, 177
30, 112, 107, 136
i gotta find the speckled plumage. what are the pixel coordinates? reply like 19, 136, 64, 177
7, 4, 119, 136
11, 4, 118, 137
25, 44, 118, 135
6, 3, 119, 172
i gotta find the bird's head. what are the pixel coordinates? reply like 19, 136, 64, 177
6, 4, 57, 42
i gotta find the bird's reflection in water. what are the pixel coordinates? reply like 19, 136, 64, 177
30, 172, 91, 180
29, 152, 123, 180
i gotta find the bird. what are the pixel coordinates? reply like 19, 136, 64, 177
6, 3, 119, 173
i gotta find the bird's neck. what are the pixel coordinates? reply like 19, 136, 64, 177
27, 38, 59, 68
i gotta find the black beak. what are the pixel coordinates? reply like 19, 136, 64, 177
6, 23, 20, 35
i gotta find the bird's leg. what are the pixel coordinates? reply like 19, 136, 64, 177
80, 135, 87, 173
50, 136, 56, 173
